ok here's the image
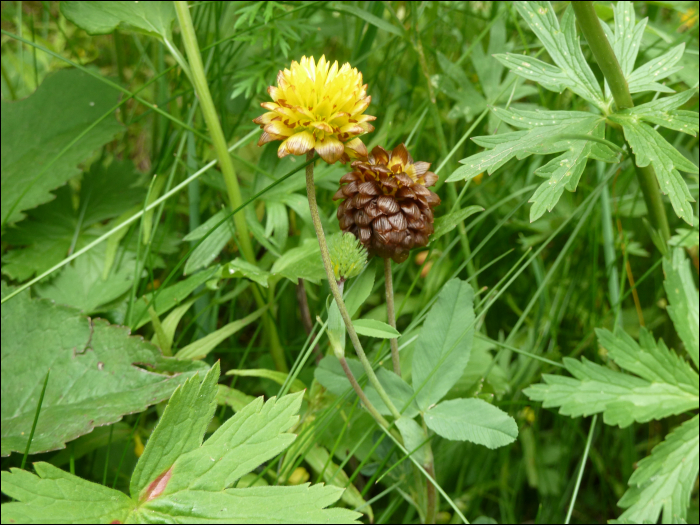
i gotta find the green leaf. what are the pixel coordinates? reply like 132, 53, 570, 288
225, 368, 307, 393
217, 258, 271, 288
524, 331, 698, 428
331, 3, 404, 37
412, 279, 475, 411
1, 69, 122, 225
271, 239, 325, 284
183, 210, 234, 275
610, 114, 697, 225
315, 356, 420, 418
61, 1, 175, 40
623, 89, 699, 136
431, 205, 483, 242
304, 445, 373, 522
1, 366, 359, 524
615, 415, 699, 524
0, 283, 205, 456
344, 265, 375, 318
510, 3, 604, 107
663, 249, 699, 368
627, 44, 686, 95
130, 266, 219, 329
424, 398, 518, 449
352, 318, 400, 339
131, 362, 220, 499
395, 417, 433, 467
599, 1, 645, 80
1, 463, 135, 523
175, 306, 267, 360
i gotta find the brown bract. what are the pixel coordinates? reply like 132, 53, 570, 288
333, 144, 441, 263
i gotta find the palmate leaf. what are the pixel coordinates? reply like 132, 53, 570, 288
0, 283, 206, 456
447, 107, 618, 222
615, 415, 699, 524
1, 364, 360, 524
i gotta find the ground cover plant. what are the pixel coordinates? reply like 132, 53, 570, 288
1, 1, 698, 523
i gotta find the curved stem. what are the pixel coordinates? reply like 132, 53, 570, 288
339, 358, 391, 429
174, 1, 287, 371
384, 258, 401, 376
305, 152, 401, 420
572, 1, 671, 243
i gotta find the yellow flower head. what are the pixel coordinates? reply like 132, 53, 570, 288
253, 55, 376, 164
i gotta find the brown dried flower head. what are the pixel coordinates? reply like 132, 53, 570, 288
253, 55, 376, 164
333, 144, 441, 263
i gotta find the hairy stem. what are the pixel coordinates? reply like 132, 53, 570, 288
338, 357, 391, 429
174, 1, 287, 371
384, 258, 401, 376
572, 1, 671, 242
305, 152, 401, 420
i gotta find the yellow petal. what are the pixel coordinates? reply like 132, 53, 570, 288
279, 131, 316, 158
316, 136, 345, 164
344, 138, 368, 159
264, 120, 294, 137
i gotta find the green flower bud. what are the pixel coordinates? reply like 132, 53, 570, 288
327, 232, 368, 282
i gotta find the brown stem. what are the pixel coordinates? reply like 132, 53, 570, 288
296, 279, 323, 364
425, 462, 437, 524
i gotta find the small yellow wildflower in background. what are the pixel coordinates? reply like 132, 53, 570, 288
288, 466, 310, 485
254, 55, 376, 164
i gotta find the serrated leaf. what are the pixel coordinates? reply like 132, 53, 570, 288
175, 306, 267, 360
225, 368, 306, 393
412, 279, 475, 411
601, 1, 646, 79
431, 205, 483, 241
131, 363, 220, 499
615, 415, 699, 524
1, 69, 122, 225
623, 89, 700, 137
217, 258, 271, 287
271, 238, 325, 284
61, 1, 175, 40
352, 318, 400, 339
1, 463, 135, 523
0, 283, 206, 456
511, 2, 604, 107
424, 398, 518, 449
314, 356, 420, 418
663, 249, 699, 368
611, 114, 697, 224
524, 353, 698, 428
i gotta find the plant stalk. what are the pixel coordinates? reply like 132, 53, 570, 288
425, 462, 437, 524
338, 357, 391, 429
305, 152, 401, 420
572, 1, 671, 242
174, 1, 287, 371
384, 258, 401, 376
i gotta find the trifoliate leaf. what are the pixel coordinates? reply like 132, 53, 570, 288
1, 69, 122, 226
610, 113, 697, 225
503, 3, 604, 108
424, 398, 518, 449
663, 249, 699, 368
0, 283, 206, 456
412, 279, 475, 411
524, 328, 698, 428
614, 415, 699, 524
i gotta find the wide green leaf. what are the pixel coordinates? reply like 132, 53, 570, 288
615, 415, 699, 524
61, 1, 175, 39
1, 69, 123, 226
1, 462, 135, 523
412, 278, 475, 411
352, 318, 400, 339
217, 258, 271, 288
0, 283, 205, 456
424, 398, 518, 449
663, 249, 699, 368
271, 238, 325, 284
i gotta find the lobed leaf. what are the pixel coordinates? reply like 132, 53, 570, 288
663, 249, 699, 368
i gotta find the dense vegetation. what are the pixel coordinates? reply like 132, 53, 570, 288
1, 1, 698, 523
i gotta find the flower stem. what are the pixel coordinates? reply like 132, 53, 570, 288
384, 258, 401, 376
174, 1, 287, 372
425, 462, 437, 524
338, 357, 391, 429
304, 152, 402, 420
572, 1, 671, 243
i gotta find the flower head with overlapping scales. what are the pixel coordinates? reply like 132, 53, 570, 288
333, 144, 441, 263
254, 55, 376, 164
